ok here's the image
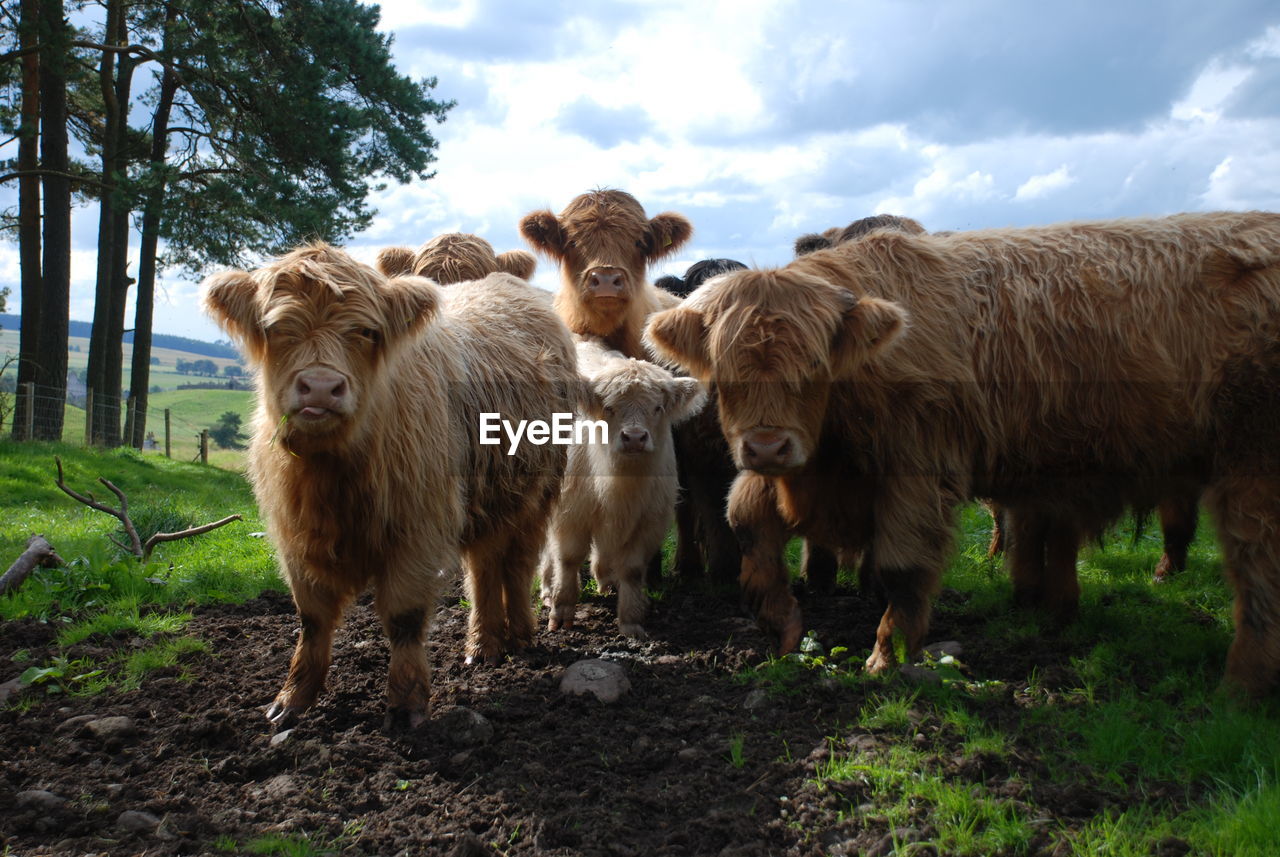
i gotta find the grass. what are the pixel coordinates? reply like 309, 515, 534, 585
742, 502, 1280, 856
1, 439, 280, 699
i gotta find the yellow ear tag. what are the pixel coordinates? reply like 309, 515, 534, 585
663, 235, 672, 247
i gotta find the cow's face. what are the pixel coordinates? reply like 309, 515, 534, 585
580, 359, 706, 457
520, 189, 691, 314
645, 269, 906, 475
202, 243, 439, 451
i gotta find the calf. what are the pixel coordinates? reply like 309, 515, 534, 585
541, 340, 706, 637
202, 243, 578, 728
646, 212, 1280, 697
376, 232, 537, 284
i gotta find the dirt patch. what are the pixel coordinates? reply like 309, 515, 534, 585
0, 582, 1184, 856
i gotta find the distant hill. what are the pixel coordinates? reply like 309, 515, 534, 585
0, 313, 239, 359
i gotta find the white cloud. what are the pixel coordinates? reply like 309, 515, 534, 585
3, 1, 1280, 343
1015, 165, 1075, 201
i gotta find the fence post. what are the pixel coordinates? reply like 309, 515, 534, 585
123, 394, 135, 450
199, 429, 208, 464
164, 409, 171, 458
84, 388, 94, 446
22, 382, 34, 440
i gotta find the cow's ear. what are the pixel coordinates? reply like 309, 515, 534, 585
496, 249, 537, 280
830, 294, 907, 377
644, 306, 712, 380
202, 269, 266, 361
382, 275, 442, 341
665, 377, 708, 424
375, 246, 416, 277
793, 233, 832, 257
642, 212, 693, 261
519, 209, 568, 259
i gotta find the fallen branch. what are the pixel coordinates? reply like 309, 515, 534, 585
54, 457, 243, 560
1, 535, 64, 597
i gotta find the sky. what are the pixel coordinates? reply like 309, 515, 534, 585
3, 0, 1280, 344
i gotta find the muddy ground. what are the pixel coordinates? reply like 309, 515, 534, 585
1, 576, 1193, 857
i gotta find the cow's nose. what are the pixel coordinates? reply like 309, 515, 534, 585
619, 427, 650, 452
295, 368, 347, 408
742, 432, 792, 469
588, 269, 624, 298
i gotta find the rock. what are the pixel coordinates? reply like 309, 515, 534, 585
16, 790, 67, 813
269, 728, 294, 746
105, 783, 126, 800
117, 810, 161, 833
559, 659, 631, 704
86, 716, 138, 745
437, 706, 495, 746
254, 774, 298, 800
56, 713, 98, 734
676, 746, 700, 762
923, 641, 963, 660
742, 688, 770, 710
0, 677, 24, 706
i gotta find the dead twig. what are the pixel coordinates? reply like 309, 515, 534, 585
0, 535, 64, 597
53, 457, 243, 560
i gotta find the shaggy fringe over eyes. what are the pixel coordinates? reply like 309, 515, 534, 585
705, 270, 850, 382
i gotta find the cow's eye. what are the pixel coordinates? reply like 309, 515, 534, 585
653, 404, 663, 415
358, 328, 381, 344
603, 406, 614, 417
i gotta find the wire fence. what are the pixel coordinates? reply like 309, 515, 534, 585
5, 382, 245, 468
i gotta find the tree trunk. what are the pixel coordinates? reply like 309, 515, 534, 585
127, 12, 179, 449
13, 0, 41, 440
86, 0, 129, 447
34, 0, 72, 442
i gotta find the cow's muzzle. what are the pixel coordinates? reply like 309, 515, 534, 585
586, 267, 627, 299
292, 367, 349, 425
739, 428, 799, 473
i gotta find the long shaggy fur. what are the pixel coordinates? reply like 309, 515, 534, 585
202, 243, 577, 726
647, 211, 1280, 696
375, 233, 538, 284
540, 339, 706, 637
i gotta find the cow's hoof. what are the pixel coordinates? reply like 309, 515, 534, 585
864, 647, 894, 674
383, 706, 428, 732
265, 700, 305, 729
618, 622, 649, 640
464, 652, 504, 667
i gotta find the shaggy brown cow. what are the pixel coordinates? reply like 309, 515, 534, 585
541, 339, 706, 637
520, 189, 741, 583
646, 211, 1280, 697
794, 214, 927, 257
375, 232, 538, 284
519, 188, 689, 358
202, 243, 578, 728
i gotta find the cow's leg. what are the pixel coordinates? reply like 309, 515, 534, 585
728, 472, 802, 654
670, 429, 704, 579
1041, 520, 1083, 622
614, 559, 650, 639
985, 500, 1006, 557
463, 533, 511, 665
1005, 506, 1047, 609
1204, 476, 1280, 698
544, 526, 590, 631
865, 477, 953, 673
374, 569, 441, 730
1153, 492, 1200, 582
266, 574, 351, 727
802, 541, 838, 595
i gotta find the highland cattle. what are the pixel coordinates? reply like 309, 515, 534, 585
203, 243, 579, 728
646, 211, 1280, 696
541, 339, 706, 637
